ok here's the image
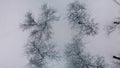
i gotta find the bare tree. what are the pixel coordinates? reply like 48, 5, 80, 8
67, 1, 98, 36
65, 37, 108, 68
65, 37, 93, 68
21, 4, 59, 68
65, 1, 107, 68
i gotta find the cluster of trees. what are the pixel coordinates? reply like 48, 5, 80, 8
21, 0, 120, 68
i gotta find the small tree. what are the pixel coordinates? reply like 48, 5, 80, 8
67, 1, 98, 36
65, 1, 107, 68
65, 37, 108, 68
65, 37, 93, 68
21, 4, 59, 68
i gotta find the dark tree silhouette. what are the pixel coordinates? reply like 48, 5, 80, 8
21, 4, 59, 68
65, 1, 107, 68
